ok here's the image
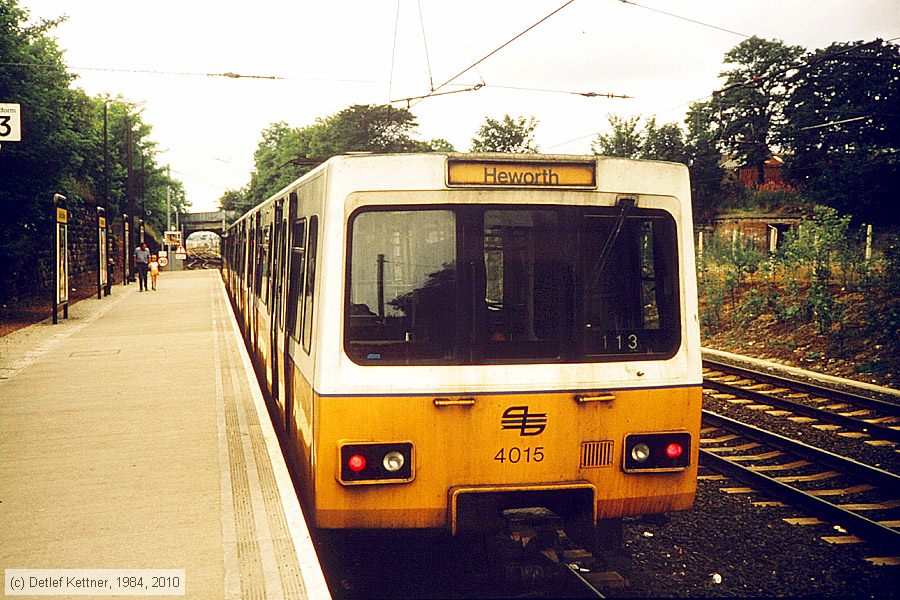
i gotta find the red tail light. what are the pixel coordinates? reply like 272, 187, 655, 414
666, 443, 684, 458
623, 432, 691, 472
347, 454, 367, 472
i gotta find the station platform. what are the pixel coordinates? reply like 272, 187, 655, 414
0, 271, 331, 599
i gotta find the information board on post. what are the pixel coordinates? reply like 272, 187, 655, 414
53, 194, 68, 324
0, 103, 22, 146
164, 230, 182, 246
97, 207, 107, 298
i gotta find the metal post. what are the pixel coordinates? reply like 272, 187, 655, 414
865, 224, 873, 261
376, 253, 385, 319
166, 167, 171, 270
103, 100, 111, 296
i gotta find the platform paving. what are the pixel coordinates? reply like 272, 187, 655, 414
0, 270, 330, 599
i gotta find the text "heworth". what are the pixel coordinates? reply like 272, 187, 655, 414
483, 167, 560, 186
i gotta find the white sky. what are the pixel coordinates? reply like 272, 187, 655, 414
19, 0, 900, 212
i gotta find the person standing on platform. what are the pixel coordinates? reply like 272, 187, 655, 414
105, 257, 115, 296
134, 242, 150, 291
149, 255, 160, 291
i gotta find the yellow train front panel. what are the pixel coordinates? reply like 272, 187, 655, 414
312, 385, 701, 530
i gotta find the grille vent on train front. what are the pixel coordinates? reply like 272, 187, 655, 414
581, 440, 614, 468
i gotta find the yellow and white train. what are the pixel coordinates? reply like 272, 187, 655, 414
223, 153, 702, 547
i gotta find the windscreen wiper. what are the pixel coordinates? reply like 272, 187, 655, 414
588, 198, 635, 290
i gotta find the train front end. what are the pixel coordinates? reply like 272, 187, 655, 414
310, 154, 702, 538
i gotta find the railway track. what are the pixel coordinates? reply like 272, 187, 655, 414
316, 521, 615, 599
700, 360, 899, 558
700, 411, 900, 551
183, 252, 222, 270
703, 358, 900, 446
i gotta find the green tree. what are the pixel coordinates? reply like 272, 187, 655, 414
224, 104, 453, 214
684, 100, 726, 223
591, 114, 641, 158
0, 3, 76, 300
470, 114, 539, 153
640, 117, 687, 163
310, 104, 423, 155
592, 114, 687, 162
715, 36, 804, 184
0, 2, 181, 301
219, 188, 249, 214
780, 39, 900, 224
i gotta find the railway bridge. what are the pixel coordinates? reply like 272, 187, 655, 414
180, 210, 233, 239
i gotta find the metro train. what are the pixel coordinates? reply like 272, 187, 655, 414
222, 152, 702, 549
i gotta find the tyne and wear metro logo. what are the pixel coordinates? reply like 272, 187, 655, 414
501, 406, 547, 436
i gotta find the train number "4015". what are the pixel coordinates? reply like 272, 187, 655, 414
494, 447, 545, 464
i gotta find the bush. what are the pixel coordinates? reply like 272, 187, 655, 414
699, 207, 897, 380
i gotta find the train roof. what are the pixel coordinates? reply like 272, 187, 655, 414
229, 152, 690, 226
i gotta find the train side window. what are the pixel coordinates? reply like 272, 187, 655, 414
248, 222, 256, 291
287, 217, 307, 340
261, 222, 271, 306
256, 218, 267, 299
301, 216, 318, 353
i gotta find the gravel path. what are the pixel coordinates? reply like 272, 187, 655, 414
614, 475, 896, 597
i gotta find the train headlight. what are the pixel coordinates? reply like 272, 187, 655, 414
631, 443, 651, 463
339, 442, 414, 485
623, 432, 691, 473
382, 451, 405, 472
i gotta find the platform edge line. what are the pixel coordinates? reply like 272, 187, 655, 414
217, 277, 332, 600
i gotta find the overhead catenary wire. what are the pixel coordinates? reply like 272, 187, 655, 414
417, 0, 435, 92
549, 36, 900, 151
392, 82, 638, 107
387, 0, 401, 105
0, 61, 448, 88
617, 0, 751, 39
398, 0, 579, 108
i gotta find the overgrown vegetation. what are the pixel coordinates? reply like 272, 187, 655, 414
0, 1, 185, 303
698, 206, 899, 382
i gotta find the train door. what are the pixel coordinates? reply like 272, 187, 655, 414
246, 220, 255, 334
270, 199, 284, 411
250, 212, 260, 352
239, 222, 248, 323
283, 193, 306, 434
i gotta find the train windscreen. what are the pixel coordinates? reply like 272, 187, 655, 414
345, 205, 680, 365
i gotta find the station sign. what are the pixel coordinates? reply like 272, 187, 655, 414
123, 218, 130, 281
0, 103, 22, 143
53, 194, 69, 323
447, 158, 596, 188
164, 230, 182, 246
98, 207, 107, 291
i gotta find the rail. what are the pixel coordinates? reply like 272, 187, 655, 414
701, 410, 900, 549
703, 359, 900, 444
